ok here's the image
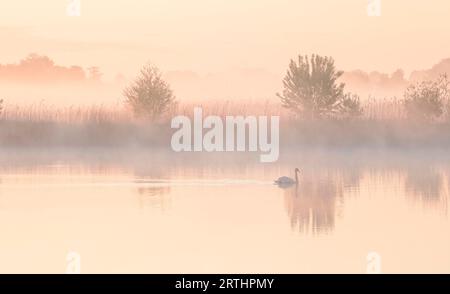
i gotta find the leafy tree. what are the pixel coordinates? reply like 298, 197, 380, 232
277, 54, 362, 119
338, 93, 363, 118
404, 74, 450, 121
124, 64, 176, 120
20, 53, 54, 68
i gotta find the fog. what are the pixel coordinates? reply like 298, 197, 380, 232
1, 1, 450, 274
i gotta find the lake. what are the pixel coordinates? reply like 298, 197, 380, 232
0, 149, 449, 273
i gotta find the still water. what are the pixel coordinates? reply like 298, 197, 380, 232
0, 150, 449, 273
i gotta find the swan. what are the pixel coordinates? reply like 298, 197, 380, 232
275, 168, 300, 187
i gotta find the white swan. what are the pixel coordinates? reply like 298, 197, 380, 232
275, 168, 300, 187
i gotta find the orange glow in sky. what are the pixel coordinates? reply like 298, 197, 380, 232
1, 0, 450, 78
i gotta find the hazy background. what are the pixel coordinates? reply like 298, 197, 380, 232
1, 0, 450, 105
1, 1, 450, 274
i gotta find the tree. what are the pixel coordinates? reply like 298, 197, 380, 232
404, 74, 450, 121
338, 93, 363, 118
20, 53, 54, 68
124, 64, 176, 120
277, 54, 362, 119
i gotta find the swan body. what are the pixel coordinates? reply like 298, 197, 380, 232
275, 168, 300, 187
275, 176, 296, 184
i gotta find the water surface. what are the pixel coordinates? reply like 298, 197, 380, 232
0, 150, 449, 273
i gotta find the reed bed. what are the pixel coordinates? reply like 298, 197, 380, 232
0, 97, 417, 123
1, 98, 450, 149
0, 103, 132, 123
363, 96, 407, 121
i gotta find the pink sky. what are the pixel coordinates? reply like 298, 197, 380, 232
1, 0, 450, 80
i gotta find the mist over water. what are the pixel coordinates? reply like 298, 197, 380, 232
2, 0, 450, 275
1, 70, 450, 273
0, 148, 448, 273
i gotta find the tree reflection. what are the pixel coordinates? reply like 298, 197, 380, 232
404, 166, 443, 205
137, 186, 171, 210
282, 169, 361, 235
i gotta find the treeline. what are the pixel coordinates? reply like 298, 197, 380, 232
276, 54, 450, 121
0, 53, 102, 83
123, 54, 450, 122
